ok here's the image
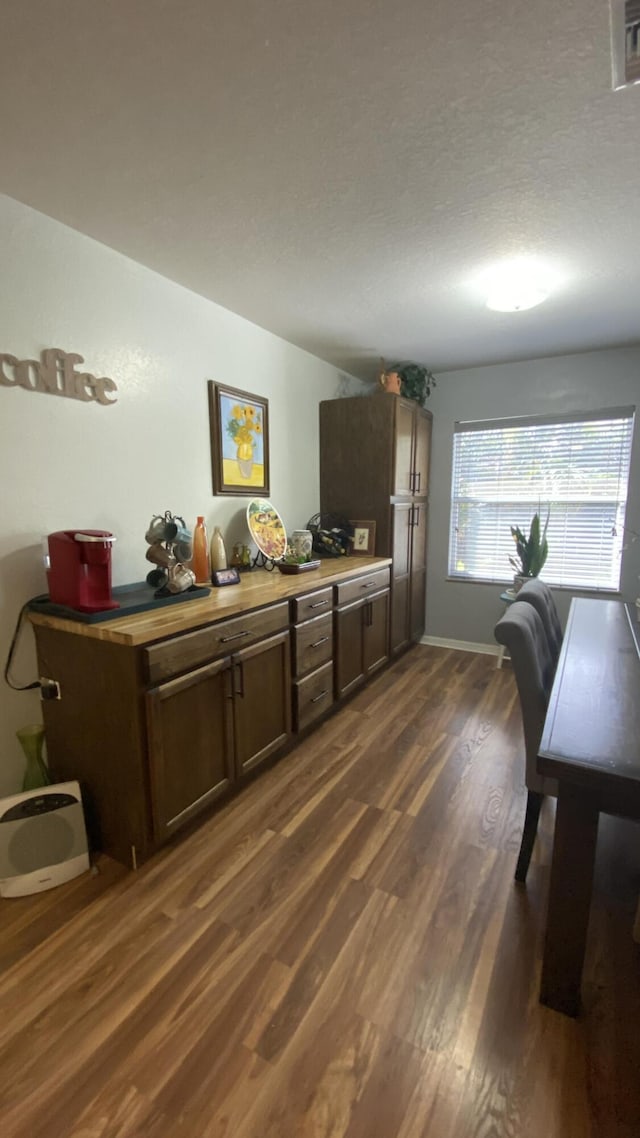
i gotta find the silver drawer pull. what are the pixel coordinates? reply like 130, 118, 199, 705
360, 581, 376, 589
311, 689, 329, 704
309, 599, 329, 609
219, 630, 251, 643
310, 636, 330, 648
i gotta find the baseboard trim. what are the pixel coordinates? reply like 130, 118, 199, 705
420, 635, 499, 657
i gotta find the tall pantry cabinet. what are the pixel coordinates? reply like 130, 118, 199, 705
319, 392, 432, 654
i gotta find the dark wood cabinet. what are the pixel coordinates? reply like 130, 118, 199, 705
291, 586, 335, 732
363, 590, 391, 675
30, 559, 390, 868
146, 657, 234, 841
335, 572, 390, 699
409, 501, 428, 642
146, 604, 291, 826
335, 599, 366, 698
233, 630, 291, 774
391, 502, 412, 655
149, 626, 293, 830
320, 393, 432, 656
393, 399, 415, 496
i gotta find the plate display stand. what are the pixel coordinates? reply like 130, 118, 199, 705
252, 550, 278, 572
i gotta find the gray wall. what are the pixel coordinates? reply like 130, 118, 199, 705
426, 345, 640, 646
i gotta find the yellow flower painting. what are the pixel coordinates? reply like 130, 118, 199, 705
208, 382, 270, 496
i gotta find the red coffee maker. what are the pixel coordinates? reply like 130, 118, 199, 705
47, 530, 120, 613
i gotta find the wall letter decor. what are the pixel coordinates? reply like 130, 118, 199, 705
0, 348, 118, 405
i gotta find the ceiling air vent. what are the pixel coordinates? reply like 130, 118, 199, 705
611, 0, 640, 89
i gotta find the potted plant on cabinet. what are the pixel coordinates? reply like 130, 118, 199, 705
386, 361, 437, 405
509, 509, 550, 592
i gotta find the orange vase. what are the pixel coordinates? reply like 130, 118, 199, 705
192, 516, 210, 584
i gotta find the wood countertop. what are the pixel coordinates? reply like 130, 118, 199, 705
28, 556, 392, 648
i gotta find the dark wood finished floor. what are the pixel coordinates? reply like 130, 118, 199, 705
1, 645, 639, 1138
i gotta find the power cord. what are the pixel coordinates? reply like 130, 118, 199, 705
4, 596, 48, 691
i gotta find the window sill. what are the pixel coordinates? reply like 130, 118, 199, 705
445, 576, 622, 596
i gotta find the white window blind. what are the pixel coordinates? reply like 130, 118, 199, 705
448, 408, 635, 590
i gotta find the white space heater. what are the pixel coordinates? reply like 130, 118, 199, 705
0, 780, 90, 898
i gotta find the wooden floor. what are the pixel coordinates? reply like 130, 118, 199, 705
1, 645, 639, 1138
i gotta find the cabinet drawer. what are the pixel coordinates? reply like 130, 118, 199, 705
294, 662, 335, 732
335, 568, 390, 607
144, 602, 289, 683
291, 586, 333, 623
293, 613, 333, 678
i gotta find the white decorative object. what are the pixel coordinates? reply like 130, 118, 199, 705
290, 529, 313, 560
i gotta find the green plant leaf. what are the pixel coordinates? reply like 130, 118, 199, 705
508, 508, 550, 577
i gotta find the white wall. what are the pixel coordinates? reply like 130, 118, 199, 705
426, 346, 640, 647
0, 195, 358, 795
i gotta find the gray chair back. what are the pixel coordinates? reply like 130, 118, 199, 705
494, 601, 558, 797
516, 577, 563, 664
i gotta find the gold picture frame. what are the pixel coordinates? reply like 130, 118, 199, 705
208, 381, 270, 496
350, 519, 376, 556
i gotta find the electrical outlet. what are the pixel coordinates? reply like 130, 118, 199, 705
39, 678, 61, 700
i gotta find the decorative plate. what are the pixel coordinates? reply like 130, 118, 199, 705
246, 498, 287, 561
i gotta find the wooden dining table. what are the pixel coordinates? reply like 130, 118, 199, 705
537, 597, 640, 1016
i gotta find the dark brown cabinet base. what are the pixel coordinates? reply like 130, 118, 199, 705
30, 561, 390, 868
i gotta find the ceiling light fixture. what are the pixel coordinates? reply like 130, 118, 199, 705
482, 258, 557, 313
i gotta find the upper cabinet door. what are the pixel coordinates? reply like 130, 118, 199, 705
393, 400, 415, 495
412, 410, 432, 498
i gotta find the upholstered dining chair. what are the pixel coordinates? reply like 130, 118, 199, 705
515, 578, 563, 665
494, 600, 559, 883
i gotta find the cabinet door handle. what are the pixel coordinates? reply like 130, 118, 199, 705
235, 660, 244, 697
310, 636, 330, 648
413, 506, 420, 527
225, 668, 234, 701
220, 630, 251, 643
410, 470, 416, 493
415, 471, 421, 493
311, 689, 329, 704
309, 599, 329, 609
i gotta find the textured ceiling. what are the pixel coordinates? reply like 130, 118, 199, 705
1, 1, 639, 380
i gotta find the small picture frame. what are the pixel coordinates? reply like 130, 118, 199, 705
350, 520, 376, 556
208, 381, 270, 496
212, 567, 241, 587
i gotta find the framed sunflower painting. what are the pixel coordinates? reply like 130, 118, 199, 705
208, 381, 270, 496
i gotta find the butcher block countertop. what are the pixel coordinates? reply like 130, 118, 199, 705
28, 556, 392, 648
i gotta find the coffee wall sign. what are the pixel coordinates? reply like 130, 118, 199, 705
0, 347, 118, 405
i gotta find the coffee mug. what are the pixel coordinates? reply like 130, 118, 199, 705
146, 544, 174, 568
146, 568, 168, 589
145, 513, 177, 544
167, 562, 196, 594
172, 517, 190, 544
173, 538, 193, 562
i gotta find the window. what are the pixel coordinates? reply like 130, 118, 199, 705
448, 407, 635, 590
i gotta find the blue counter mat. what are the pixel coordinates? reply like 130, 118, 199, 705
28, 582, 211, 624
